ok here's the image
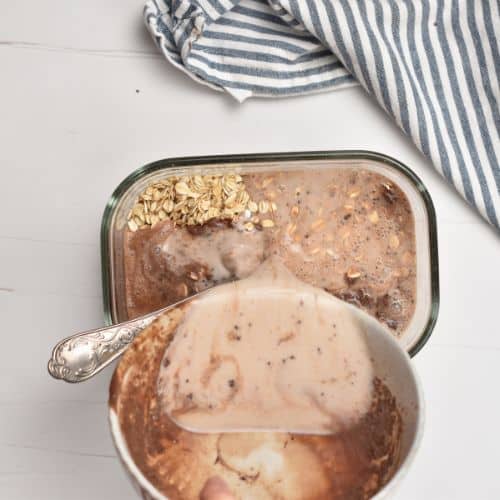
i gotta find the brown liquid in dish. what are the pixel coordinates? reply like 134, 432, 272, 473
110, 300, 402, 500
123, 168, 416, 335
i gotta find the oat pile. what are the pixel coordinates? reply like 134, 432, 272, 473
127, 174, 276, 231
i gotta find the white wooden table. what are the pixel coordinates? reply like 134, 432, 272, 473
1, 1, 499, 499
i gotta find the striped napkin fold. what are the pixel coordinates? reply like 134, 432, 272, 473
144, 0, 500, 229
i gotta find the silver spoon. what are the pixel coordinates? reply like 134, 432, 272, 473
47, 296, 194, 383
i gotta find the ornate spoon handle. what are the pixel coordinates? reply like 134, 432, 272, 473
48, 308, 166, 383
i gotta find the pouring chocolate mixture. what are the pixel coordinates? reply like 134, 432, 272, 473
111, 260, 403, 500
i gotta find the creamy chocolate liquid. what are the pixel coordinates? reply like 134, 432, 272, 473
124, 168, 416, 335
157, 260, 374, 435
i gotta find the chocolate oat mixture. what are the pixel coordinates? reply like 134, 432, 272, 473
110, 310, 403, 500
124, 168, 416, 334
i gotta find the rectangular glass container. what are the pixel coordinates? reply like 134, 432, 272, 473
100, 151, 439, 356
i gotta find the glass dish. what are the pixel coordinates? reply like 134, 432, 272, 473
100, 151, 439, 357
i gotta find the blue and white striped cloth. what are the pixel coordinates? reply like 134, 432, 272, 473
144, 0, 500, 229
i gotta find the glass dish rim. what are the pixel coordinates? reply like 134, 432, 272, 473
100, 150, 439, 357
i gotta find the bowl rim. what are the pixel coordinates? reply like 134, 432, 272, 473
108, 324, 425, 500
100, 150, 439, 358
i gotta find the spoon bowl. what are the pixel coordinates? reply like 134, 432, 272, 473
107, 278, 424, 499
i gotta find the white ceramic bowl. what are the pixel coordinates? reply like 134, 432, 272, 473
109, 308, 424, 500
